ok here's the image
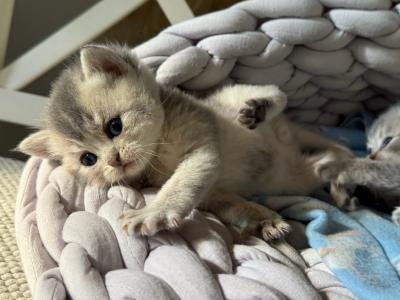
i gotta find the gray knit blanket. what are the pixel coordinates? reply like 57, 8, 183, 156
135, 0, 400, 125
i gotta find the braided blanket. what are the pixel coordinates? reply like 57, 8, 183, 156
16, 158, 357, 299
135, 0, 400, 125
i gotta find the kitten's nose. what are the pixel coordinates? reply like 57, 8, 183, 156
369, 152, 378, 160
108, 152, 122, 167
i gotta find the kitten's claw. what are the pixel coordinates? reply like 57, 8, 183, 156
120, 208, 182, 236
330, 178, 359, 212
238, 98, 272, 129
391, 207, 400, 225
260, 218, 291, 241
229, 218, 290, 242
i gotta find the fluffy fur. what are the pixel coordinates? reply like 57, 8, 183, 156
19, 44, 351, 239
332, 104, 400, 223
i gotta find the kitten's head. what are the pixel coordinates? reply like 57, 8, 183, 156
367, 103, 400, 161
18, 44, 164, 186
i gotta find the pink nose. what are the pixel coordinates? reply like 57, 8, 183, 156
369, 152, 378, 160
108, 152, 122, 167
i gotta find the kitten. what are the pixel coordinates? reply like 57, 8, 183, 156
331, 104, 400, 224
18, 44, 351, 240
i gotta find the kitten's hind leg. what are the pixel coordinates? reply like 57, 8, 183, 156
238, 99, 272, 129
201, 191, 290, 241
207, 84, 287, 129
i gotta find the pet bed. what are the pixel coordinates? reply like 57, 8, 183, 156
15, 0, 400, 299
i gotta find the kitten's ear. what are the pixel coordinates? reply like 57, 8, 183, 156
17, 130, 55, 158
80, 45, 129, 80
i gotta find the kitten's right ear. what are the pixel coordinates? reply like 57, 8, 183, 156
17, 130, 55, 158
80, 45, 129, 80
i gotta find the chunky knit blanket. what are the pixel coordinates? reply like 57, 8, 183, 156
16, 158, 357, 300
135, 0, 400, 125
15, 0, 400, 299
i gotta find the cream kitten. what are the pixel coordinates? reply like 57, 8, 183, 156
332, 104, 400, 224
19, 44, 351, 240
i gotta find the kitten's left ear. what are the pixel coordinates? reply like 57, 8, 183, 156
80, 45, 129, 80
17, 130, 56, 158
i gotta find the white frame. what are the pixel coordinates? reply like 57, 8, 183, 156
0, 0, 15, 68
0, 0, 194, 127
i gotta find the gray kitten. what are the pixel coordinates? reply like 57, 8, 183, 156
19, 44, 351, 240
332, 104, 400, 224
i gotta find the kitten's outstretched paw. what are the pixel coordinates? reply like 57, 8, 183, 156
238, 99, 272, 129
120, 208, 182, 236
391, 207, 400, 225
313, 152, 351, 182
260, 218, 291, 241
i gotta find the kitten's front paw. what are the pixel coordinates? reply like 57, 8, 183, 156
238, 99, 272, 129
330, 179, 359, 212
120, 207, 182, 236
260, 218, 291, 241
391, 207, 400, 225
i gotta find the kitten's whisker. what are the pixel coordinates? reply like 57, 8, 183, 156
137, 152, 166, 176
160, 90, 173, 105
135, 148, 161, 158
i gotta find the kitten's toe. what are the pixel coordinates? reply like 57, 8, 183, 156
120, 208, 181, 236
391, 207, 400, 225
238, 98, 272, 129
260, 218, 290, 241
342, 196, 359, 212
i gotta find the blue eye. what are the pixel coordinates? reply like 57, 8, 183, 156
80, 152, 97, 166
106, 117, 123, 138
381, 136, 393, 148
367, 148, 372, 155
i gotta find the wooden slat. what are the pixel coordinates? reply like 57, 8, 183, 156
157, 0, 194, 24
0, 88, 47, 127
0, 0, 147, 90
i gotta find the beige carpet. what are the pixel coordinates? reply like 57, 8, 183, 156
0, 157, 30, 299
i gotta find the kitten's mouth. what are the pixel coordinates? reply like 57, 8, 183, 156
122, 161, 136, 170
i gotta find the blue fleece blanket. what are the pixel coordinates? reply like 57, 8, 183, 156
255, 112, 400, 300
263, 196, 400, 300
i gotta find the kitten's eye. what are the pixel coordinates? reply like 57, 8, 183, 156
106, 117, 123, 138
80, 152, 97, 166
367, 148, 372, 155
381, 136, 393, 148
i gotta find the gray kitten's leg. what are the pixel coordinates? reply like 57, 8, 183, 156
201, 191, 290, 241
392, 207, 400, 225
337, 159, 400, 191
121, 145, 220, 236
333, 159, 400, 211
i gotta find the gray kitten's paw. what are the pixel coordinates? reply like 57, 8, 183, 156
330, 181, 359, 212
120, 207, 182, 236
260, 218, 291, 241
238, 98, 272, 129
391, 207, 400, 225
